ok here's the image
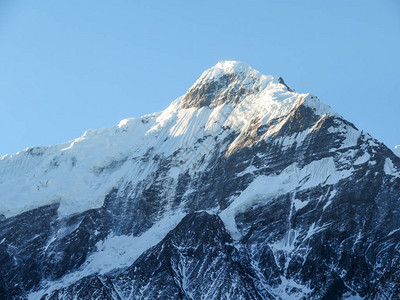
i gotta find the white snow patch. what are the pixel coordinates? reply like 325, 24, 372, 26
354, 152, 370, 165
276, 130, 309, 150
323, 189, 337, 210
28, 211, 186, 300
168, 167, 181, 179
82, 212, 185, 275
384, 158, 399, 177
293, 198, 309, 210
220, 158, 353, 240
342, 292, 363, 300
270, 229, 299, 254
388, 228, 400, 236
303, 94, 337, 117
194, 60, 276, 93
0, 113, 158, 217
329, 124, 361, 150
304, 222, 331, 241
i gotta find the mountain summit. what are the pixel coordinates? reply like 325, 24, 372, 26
182, 60, 288, 108
1, 62, 400, 299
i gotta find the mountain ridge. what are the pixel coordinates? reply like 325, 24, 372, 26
0, 61, 339, 218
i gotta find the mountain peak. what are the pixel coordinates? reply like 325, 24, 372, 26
182, 61, 285, 109
201, 60, 268, 85
209, 60, 257, 75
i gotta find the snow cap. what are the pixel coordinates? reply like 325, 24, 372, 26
182, 61, 278, 109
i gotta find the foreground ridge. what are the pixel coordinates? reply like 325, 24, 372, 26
1, 61, 400, 299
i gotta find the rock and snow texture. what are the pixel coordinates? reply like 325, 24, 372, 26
0, 61, 336, 218
1, 61, 400, 299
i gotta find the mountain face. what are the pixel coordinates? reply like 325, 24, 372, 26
1, 61, 400, 300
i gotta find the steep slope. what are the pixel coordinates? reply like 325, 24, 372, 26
1, 61, 400, 299
41, 213, 265, 300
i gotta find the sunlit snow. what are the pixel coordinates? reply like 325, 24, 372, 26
0, 61, 338, 218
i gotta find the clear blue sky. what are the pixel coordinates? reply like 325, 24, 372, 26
1, 0, 399, 156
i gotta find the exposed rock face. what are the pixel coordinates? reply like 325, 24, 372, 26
43, 213, 264, 300
0, 61, 399, 299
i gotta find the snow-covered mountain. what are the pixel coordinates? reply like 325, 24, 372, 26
1, 61, 400, 299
